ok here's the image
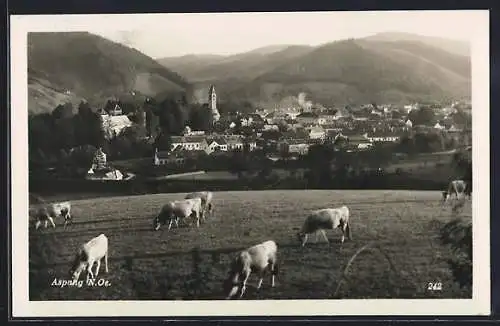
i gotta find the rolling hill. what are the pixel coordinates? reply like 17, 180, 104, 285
28, 32, 192, 114
157, 45, 314, 83
159, 33, 471, 107
362, 32, 470, 57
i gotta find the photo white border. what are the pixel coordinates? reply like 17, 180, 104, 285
10, 10, 491, 317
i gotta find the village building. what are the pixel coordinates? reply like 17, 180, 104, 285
319, 110, 341, 124
370, 109, 383, 118
223, 135, 257, 152
154, 148, 184, 166
153, 147, 208, 166
240, 116, 254, 127
278, 138, 310, 155
295, 112, 326, 125
434, 122, 446, 130
107, 103, 123, 116
340, 131, 373, 150
182, 125, 205, 136
447, 125, 463, 133
364, 132, 401, 143
98, 105, 133, 139
324, 130, 342, 143
284, 112, 301, 120
225, 135, 245, 151
170, 135, 209, 152
86, 147, 124, 180
263, 124, 279, 131
264, 112, 277, 125
206, 137, 228, 154
306, 126, 326, 140
254, 108, 268, 118
247, 113, 265, 124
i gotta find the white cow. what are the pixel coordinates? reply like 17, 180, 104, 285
31, 201, 72, 230
153, 197, 203, 231
69, 234, 109, 281
297, 206, 352, 247
442, 180, 469, 203
224, 240, 278, 299
185, 191, 214, 222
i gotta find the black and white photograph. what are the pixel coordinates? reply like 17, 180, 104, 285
10, 10, 490, 317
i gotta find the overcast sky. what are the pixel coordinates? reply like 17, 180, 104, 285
31, 11, 482, 58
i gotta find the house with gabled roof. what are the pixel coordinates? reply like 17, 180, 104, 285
206, 137, 228, 154
278, 138, 310, 155
434, 122, 446, 130
223, 134, 257, 152
224, 135, 245, 151
154, 148, 185, 166
296, 112, 325, 125
170, 135, 209, 152
339, 131, 373, 150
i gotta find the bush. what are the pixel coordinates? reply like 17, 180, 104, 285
438, 218, 472, 289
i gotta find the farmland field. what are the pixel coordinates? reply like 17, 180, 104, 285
29, 190, 472, 300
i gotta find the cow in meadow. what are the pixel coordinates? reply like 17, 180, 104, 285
153, 197, 203, 231
442, 180, 469, 203
297, 206, 352, 247
185, 191, 214, 223
223, 240, 278, 299
31, 201, 72, 230
69, 233, 109, 281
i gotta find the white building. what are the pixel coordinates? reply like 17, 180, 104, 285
434, 122, 446, 130
307, 126, 326, 140
183, 125, 205, 136
99, 112, 132, 139
263, 124, 279, 131
206, 138, 228, 154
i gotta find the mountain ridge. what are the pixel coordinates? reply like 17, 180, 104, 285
28, 32, 192, 114
158, 33, 471, 107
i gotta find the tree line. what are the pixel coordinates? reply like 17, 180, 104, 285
28, 93, 217, 174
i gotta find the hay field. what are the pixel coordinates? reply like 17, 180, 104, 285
29, 190, 472, 300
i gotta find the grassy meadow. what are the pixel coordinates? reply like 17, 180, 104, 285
29, 190, 472, 300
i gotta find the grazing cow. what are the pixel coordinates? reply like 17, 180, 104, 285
153, 197, 203, 231
297, 206, 351, 247
442, 180, 469, 203
224, 240, 278, 299
185, 191, 214, 222
31, 201, 72, 230
69, 234, 109, 281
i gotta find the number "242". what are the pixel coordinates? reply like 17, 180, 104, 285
427, 282, 442, 291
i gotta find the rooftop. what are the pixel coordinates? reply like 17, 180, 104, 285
308, 126, 325, 133
284, 138, 309, 145
171, 135, 207, 143
296, 112, 319, 118
207, 137, 228, 145
367, 132, 403, 138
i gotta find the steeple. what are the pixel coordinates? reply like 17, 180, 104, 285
208, 85, 220, 123
92, 147, 107, 170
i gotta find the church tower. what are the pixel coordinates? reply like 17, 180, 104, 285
208, 85, 220, 123
208, 85, 216, 111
